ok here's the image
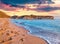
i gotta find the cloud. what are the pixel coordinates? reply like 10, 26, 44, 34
1, 0, 37, 5
0, 3, 60, 12
34, 6, 60, 12
1, 0, 54, 6
0, 0, 60, 12
0, 2, 20, 11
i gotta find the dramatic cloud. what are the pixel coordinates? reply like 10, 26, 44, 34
0, 2, 20, 11
0, 0, 38, 5
0, 0, 54, 6
0, 0, 60, 12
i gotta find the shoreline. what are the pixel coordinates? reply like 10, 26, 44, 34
0, 18, 48, 44
10, 19, 49, 44
11, 19, 49, 44
11, 18, 49, 44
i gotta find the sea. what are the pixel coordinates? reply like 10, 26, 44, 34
11, 19, 60, 44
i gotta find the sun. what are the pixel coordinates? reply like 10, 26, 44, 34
52, 0, 60, 4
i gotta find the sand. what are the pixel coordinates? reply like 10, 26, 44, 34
0, 18, 47, 44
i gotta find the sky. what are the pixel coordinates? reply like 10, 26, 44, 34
0, 0, 60, 19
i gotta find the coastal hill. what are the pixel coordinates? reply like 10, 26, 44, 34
11, 15, 54, 19
0, 11, 10, 18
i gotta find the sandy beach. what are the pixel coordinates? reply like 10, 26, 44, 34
0, 18, 47, 44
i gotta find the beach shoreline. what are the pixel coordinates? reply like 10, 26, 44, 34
0, 18, 48, 44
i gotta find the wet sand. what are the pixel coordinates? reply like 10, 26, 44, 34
0, 18, 47, 44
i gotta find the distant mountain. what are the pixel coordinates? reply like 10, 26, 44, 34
19, 15, 54, 19
0, 11, 10, 18
11, 15, 54, 19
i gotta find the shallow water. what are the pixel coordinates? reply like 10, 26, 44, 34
11, 19, 60, 44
